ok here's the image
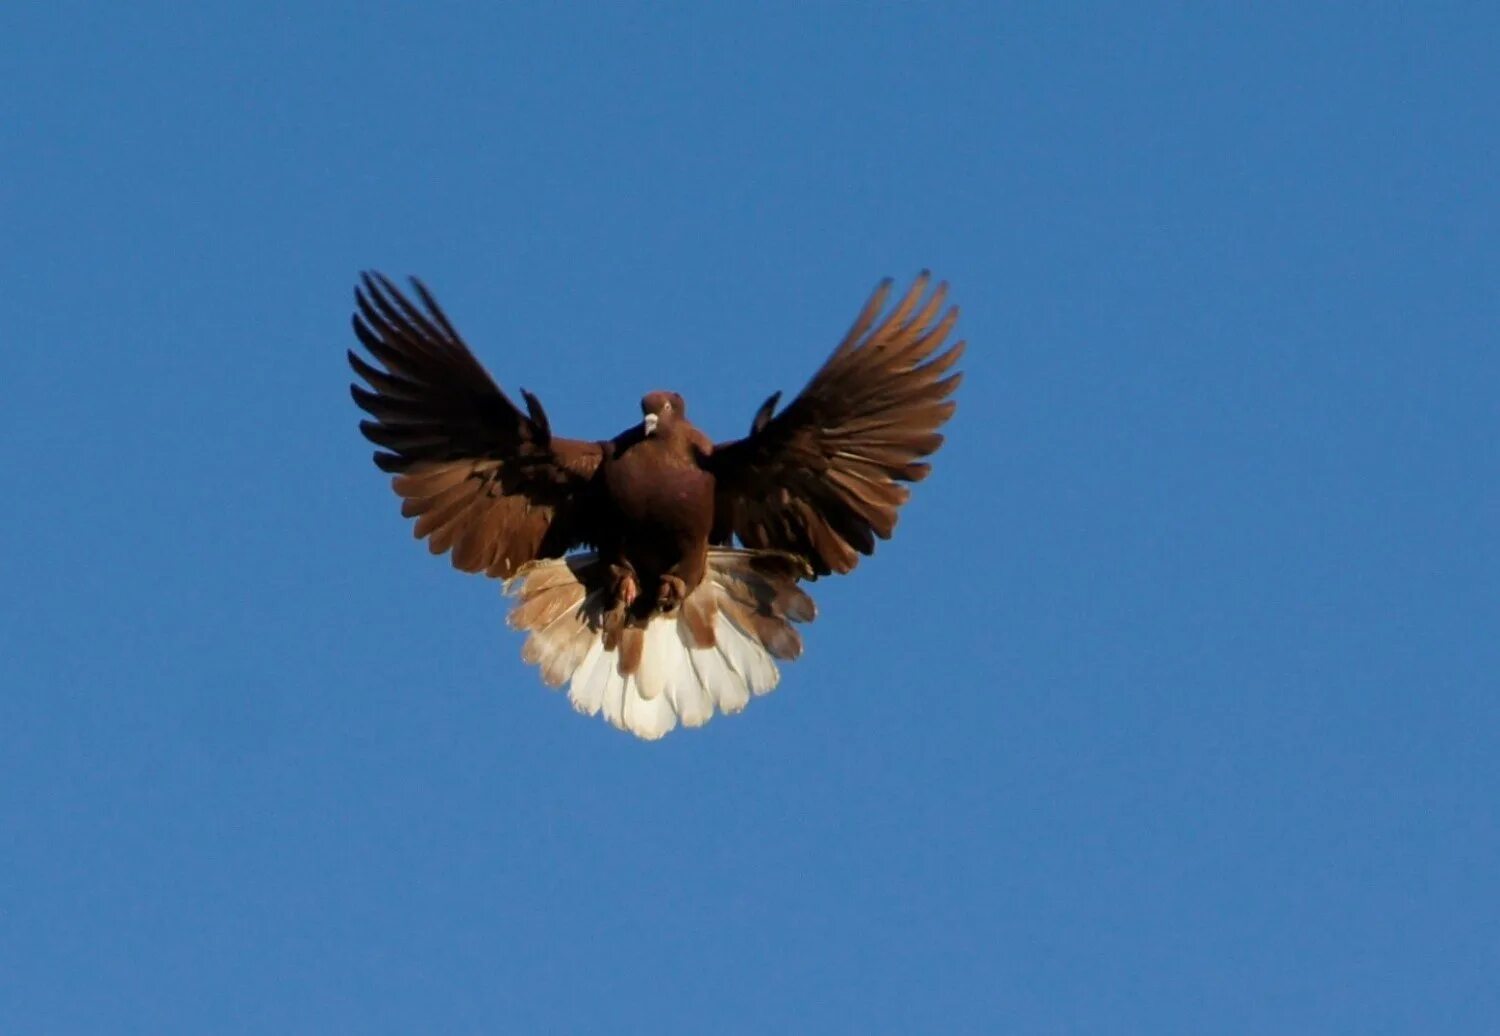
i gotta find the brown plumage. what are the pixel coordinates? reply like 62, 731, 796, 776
349, 271, 963, 738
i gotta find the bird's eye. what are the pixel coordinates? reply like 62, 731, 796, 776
662, 400, 673, 412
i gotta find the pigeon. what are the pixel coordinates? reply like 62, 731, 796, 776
349, 272, 963, 738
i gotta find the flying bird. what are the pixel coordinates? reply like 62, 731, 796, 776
349, 272, 963, 738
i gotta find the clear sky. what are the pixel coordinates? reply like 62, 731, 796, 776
3, 4, 1496, 1032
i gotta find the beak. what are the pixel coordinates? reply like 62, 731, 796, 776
642, 413, 659, 436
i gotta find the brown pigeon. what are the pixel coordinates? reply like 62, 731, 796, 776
349, 272, 963, 738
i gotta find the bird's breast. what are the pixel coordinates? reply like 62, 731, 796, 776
605, 446, 715, 537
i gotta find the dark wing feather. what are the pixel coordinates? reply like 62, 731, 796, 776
706, 273, 963, 576
349, 272, 603, 579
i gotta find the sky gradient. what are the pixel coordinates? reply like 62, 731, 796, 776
4, 4, 1497, 1032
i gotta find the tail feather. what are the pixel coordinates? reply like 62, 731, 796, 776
621, 674, 677, 739
687, 636, 750, 715
600, 660, 627, 730
714, 607, 781, 692
503, 549, 816, 739
568, 638, 610, 714
666, 622, 715, 726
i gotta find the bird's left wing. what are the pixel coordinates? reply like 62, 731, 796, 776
705, 273, 963, 576
349, 273, 603, 579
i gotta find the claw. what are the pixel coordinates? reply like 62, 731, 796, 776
656, 574, 686, 615
609, 564, 639, 604
603, 563, 640, 638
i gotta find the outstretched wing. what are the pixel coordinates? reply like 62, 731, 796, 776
349, 272, 604, 579
706, 273, 963, 576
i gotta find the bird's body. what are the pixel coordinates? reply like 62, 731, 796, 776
349, 272, 963, 738
598, 408, 716, 617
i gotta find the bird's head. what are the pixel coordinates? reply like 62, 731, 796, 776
640, 390, 686, 437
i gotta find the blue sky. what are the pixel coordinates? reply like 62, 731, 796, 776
3, 4, 1496, 1032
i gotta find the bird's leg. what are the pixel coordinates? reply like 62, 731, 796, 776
655, 574, 687, 615
604, 561, 639, 635
655, 547, 706, 616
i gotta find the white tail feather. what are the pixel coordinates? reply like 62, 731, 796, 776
622, 674, 677, 740
689, 639, 749, 715
503, 549, 815, 740
568, 638, 611, 715
669, 623, 715, 727
599, 657, 627, 729
714, 610, 779, 696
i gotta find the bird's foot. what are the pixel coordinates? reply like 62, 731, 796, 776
602, 601, 627, 639
656, 574, 687, 615
604, 565, 640, 633
609, 564, 639, 605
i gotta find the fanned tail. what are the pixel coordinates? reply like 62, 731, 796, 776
503, 550, 817, 740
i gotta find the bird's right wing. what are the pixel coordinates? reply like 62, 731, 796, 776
349, 273, 604, 579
